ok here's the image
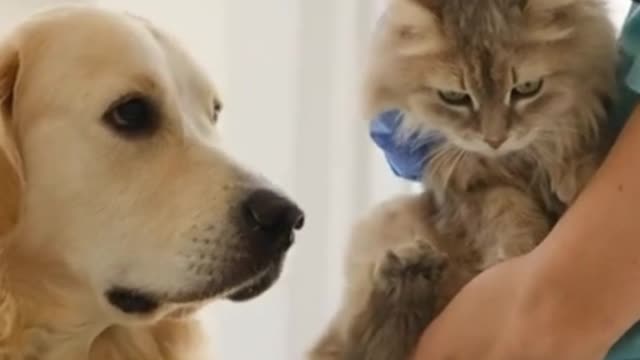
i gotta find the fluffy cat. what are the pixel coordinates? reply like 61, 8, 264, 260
310, 0, 617, 359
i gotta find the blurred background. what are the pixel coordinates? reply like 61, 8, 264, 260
0, 0, 632, 358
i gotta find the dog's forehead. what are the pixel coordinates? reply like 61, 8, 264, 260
17, 7, 218, 101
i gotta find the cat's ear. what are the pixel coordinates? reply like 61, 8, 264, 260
522, 0, 580, 42
378, 0, 443, 56
0, 38, 24, 235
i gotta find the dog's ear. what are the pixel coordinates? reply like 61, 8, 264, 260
0, 39, 23, 235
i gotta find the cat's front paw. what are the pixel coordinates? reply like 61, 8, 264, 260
554, 158, 598, 205
373, 242, 447, 303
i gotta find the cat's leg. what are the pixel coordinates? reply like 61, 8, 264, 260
343, 241, 448, 360
551, 154, 600, 205
309, 194, 447, 360
476, 186, 551, 268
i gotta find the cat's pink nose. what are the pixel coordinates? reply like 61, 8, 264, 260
485, 136, 506, 149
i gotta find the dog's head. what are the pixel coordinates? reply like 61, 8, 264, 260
0, 6, 304, 323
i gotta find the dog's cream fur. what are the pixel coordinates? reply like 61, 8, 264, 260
0, 6, 293, 359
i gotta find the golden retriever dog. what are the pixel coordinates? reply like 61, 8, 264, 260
0, 5, 304, 359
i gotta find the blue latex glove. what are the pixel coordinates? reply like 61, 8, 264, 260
369, 110, 438, 181
369, 3, 640, 358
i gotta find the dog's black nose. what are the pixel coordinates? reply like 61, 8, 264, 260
243, 189, 305, 235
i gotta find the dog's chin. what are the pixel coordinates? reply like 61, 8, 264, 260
226, 261, 283, 302
106, 258, 286, 315
167, 304, 203, 319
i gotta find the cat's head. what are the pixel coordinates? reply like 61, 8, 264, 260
366, 0, 616, 157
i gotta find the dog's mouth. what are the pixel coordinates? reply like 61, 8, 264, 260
106, 287, 160, 314
106, 255, 287, 315
226, 260, 283, 302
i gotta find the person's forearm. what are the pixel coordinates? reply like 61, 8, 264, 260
522, 105, 640, 351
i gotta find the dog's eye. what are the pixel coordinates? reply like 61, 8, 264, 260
105, 96, 156, 136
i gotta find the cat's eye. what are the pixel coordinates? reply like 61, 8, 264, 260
437, 90, 472, 106
512, 79, 544, 99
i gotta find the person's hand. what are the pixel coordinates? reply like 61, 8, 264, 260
412, 255, 610, 360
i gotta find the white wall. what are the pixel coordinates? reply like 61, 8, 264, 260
0, 0, 633, 359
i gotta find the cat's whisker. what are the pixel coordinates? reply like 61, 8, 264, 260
426, 145, 450, 167
442, 150, 466, 189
